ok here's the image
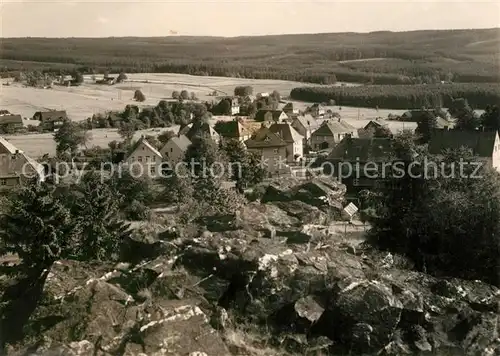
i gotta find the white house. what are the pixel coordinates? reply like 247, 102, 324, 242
268, 121, 304, 162
126, 137, 163, 178
160, 134, 191, 163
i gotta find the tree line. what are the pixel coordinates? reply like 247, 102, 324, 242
290, 83, 500, 110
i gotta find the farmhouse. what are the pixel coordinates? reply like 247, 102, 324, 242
245, 127, 288, 173
428, 129, 500, 171
126, 136, 164, 177
359, 118, 393, 138
268, 122, 304, 163
0, 114, 24, 133
291, 114, 319, 142
160, 134, 191, 163
215, 118, 252, 143
254, 110, 288, 123
33, 110, 67, 131
327, 136, 394, 194
310, 119, 358, 151
0, 136, 45, 190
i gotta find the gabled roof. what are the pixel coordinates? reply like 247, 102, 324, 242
166, 134, 191, 152
0, 136, 20, 154
268, 123, 303, 143
184, 122, 220, 141
312, 120, 357, 136
428, 129, 497, 158
130, 137, 162, 158
328, 137, 394, 162
254, 110, 287, 122
0, 136, 44, 178
35, 110, 68, 122
293, 114, 319, 130
0, 115, 22, 125
216, 120, 252, 138
364, 118, 388, 129
244, 127, 287, 148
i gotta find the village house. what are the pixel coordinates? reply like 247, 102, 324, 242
309, 103, 325, 118
33, 110, 68, 131
0, 114, 24, 133
283, 102, 299, 115
0, 136, 45, 190
256, 92, 270, 99
291, 114, 319, 143
358, 118, 393, 138
160, 134, 191, 163
268, 121, 304, 162
244, 127, 288, 173
428, 129, 500, 171
215, 118, 252, 143
327, 136, 394, 194
179, 122, 221, 144
254, 109, 288, 124
126, 136, 164, 177
310, 119, 358, 151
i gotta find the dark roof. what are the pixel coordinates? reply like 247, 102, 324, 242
35, 110, 68, 122
244, 127, 287, 148
364, 118, 388, 129
328, 137, 394, 162
215, 120, 251, 138
283, 103, 294, 111
0, 115, 22, 125
428, 129, 497, 157
312, 120, 357, 136
254, 110, 286, 122
184, 122, 220, 140
268, 123, 303, 143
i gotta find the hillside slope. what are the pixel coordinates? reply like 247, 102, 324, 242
1, 28, 499, 84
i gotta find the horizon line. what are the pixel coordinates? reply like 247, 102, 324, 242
2, 26, 499, 40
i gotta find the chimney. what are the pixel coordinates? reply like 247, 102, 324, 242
338, 117, 341, 122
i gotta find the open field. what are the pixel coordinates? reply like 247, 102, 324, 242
0, 73, 358, 122
1, 29, 499, 84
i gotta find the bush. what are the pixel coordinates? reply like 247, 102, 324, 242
134, 89, 146, 102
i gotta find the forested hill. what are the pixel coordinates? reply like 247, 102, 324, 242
1, 28, 499, 84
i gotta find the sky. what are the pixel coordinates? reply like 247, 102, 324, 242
1, 0, 499, 38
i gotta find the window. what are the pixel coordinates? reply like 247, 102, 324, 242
152, 156, 156, 162
0, 179, 6, 186
273, 149, 279, 154
353, 179, 360, 186
150, 166, 156, 174
138, 156, 143, 162
145, 156, 150, 162
170, 148, 173, 153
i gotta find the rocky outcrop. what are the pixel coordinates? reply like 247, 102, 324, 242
2, 200, 499, 356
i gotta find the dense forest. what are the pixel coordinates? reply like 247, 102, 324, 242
290, 83, 500, 110
1, 28, 499, 85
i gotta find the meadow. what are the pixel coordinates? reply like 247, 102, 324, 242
0, 73, 357, 122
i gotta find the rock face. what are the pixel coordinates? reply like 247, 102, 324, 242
2, 192, 499, 356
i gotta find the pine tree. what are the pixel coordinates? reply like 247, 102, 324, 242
0, 183, 78, 269
69, 172, 130, 261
